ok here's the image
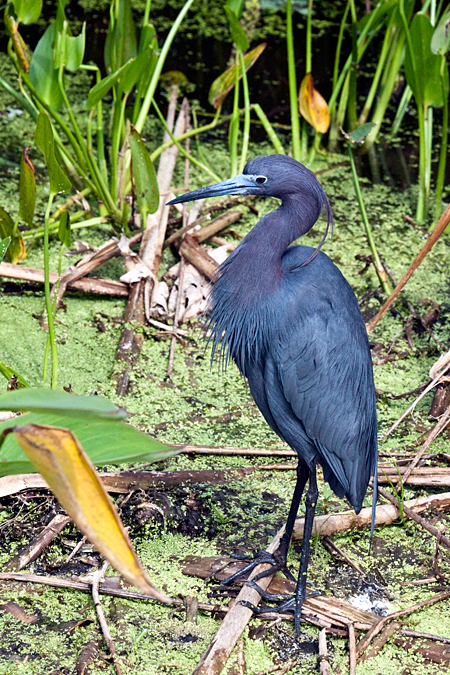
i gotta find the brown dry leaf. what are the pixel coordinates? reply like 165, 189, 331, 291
299, 73, 330, 133
12, 424, 171, 603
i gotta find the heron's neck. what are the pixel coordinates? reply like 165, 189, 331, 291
228, 195, 320, 290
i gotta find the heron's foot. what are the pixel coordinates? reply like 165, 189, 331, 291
220, 549, 295, 587
241, 586, 324, 616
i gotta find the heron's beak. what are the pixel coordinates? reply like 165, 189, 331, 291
167, 174, 257, 205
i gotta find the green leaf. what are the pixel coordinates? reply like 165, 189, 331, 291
58, 22, 86, 72
226, 0, 245, 20
104, 0, 137, 74
129, 126, 159, 219
0, 412, 178, 477
85, 58, 135, 110
0, 362, 29, 388
208, 43, 266, 108
29, 23, 63, 109
342, 122, 377, 144
431, 10, 450, 55
224, 6, 249, 52
35, 111, 71, 193
19, 146, 36, 228
57, 210, 71, 247
119, 43, 155, 96
0, 388, 127, 420
0, 206, 25, 263
0, 238, 10, 263
11, 0, 43, 25
404, 12, 444, 109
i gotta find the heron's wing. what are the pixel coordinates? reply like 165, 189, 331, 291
265, 287, 377, 511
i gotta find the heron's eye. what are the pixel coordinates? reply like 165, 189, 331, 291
255, 175, 267, 185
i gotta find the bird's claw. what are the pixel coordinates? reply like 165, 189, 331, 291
240, 587, 324, 616
219, 550, 295, 586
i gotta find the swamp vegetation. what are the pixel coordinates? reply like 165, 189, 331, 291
1, 0, 450, 673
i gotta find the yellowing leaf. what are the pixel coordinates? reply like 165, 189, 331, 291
208, 43, 266, 109
13, 424, 171, 603
299, 73, 330, 134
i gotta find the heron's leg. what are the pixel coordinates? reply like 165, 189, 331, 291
251, 460, 309, 583
220, 460, 309, 587
293, 461, 318, 635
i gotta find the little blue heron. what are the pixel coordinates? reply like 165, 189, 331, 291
168, 155, 378, 634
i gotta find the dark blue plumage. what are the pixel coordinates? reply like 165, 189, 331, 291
168, 154, 377, 635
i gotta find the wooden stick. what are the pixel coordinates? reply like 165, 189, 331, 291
4, 513, 71, 571
367, 204, 450, 333
359, 621, 401, 662
191, 526, 285, 675
92, 562, 123, 675
0, 262, 128, 297
318, 628, 329, 675
356, 591, 450, 659
396, 403, 450, 489
348, 623, 356, 675
179, 233, 219, 281
293, 491, 450, 540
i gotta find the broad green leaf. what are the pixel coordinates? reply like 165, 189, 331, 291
29, 23, 63, 109
11, 0, 43, 25
18, 146, 36, 228
55, 22, 86, 72
0, 388, 127, 419
431, 10, 450, 55
57, 210, 71, 247
104, 0, 137, 74
35, 111, 71, 193
0, 206, 25, 263
208, 42, 266, 108
10, 423, 170, 601
342, 122, 377, 144
129, 126, 159, 218
226, 0, 245, 19
224, 6, 249, 52
0, 238, 10, 263
85, 59, 135, 109
0, 411, 178, 476
299, 73, 330, 133
404, 12, 444, 109
0, 363, 29, 388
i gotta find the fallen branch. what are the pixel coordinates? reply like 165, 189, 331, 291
318, 628, 329, 675
191, 526, 284, 675
4, 513, 71, 571
0, 262, 128, 297
178, 233, 219, 281
293, 491, 450, 540
92, 562, 123, 675
367, 204, 450, 332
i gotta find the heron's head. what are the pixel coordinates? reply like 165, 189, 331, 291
167, 155, 324, 205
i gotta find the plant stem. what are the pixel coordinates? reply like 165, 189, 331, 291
238, 50, 250, 174
135, 0, 196, 134
229, 59, 240, 176
22, 216, 109, 240
347, 144, 392, 294
150, 107, 223, 161
433, 57, 449, 224
151, 99, 221, 182
306, 0, 313, 74
286, 0, 301, 160
251, 104, 285, 154
43, 192, 58, 388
